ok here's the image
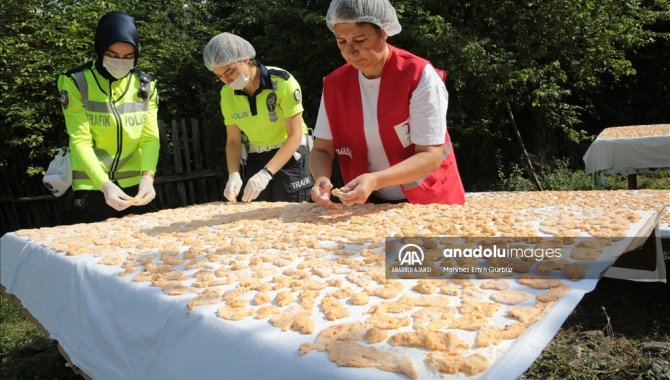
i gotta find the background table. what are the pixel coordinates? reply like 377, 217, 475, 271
583, 124, 670, 189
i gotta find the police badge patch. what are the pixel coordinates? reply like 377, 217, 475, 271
266, 92, 278, 122
60, 90, 69, 109
294, 89, 302, 103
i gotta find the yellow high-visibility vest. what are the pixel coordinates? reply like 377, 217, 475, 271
57, 61, 159, 190
220, 64, 307, 146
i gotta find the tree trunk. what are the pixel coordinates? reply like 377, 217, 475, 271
505, 102, 544, 191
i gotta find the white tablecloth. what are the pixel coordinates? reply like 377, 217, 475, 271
583, 132, 670, 175
0, 195, 664, 380
1, 233, 394, 380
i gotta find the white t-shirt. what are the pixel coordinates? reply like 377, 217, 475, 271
314, 64, 449, 200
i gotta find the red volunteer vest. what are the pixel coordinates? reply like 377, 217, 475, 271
323, 45, 465, 205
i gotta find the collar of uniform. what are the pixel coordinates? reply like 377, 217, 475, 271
233, 63, 273, 96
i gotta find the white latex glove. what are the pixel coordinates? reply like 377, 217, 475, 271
224, 172, 243, 202
134, 176, 155, 206
101, 181, 132, 211
241, 169, 272, 202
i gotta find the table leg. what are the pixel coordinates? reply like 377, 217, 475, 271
593, 171, 607, 189
627, 174, 637, 189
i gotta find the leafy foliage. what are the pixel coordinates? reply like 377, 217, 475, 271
1, 0, 668, 190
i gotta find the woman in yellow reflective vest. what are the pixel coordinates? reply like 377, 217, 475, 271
57, 11, 159, 223
203, 33, 313, 203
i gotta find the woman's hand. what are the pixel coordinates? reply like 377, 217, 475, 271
311, 176, 340, 209
336, 173, 378, 206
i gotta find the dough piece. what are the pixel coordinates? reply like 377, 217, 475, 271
457, 283, 483, 300
254, 291, 271, 305
66, 245, 89, 256
571, 246, 601, 260
326, 341, 418, 380
517, 275, 564, 289
152, 272, 187, 286
298, 343, 313, 355
291, 315, 315, 334
226, 298, 248, 308
312, 266, 333, 278
400, 295, 450, 307
299, 290, 319, 311
490, 290, 532, 305
458, 301, 500, 318
350, 292, 369, 305
561, 263, 587, 280
346, 273, 371, 288
412, 280, 440, 294
506, 302, 555, 327
223, 287, 252, 302
321, 297, 350, 320
186, 295, 221, 314
450, 315, 488, 331
312, 322, 368, 351
217, 306, 254, 321
390, 330, 468, 352
98, 255, 124, 266
475, 322, 526, 347
576, 237, 612, 250
302, 280, 330, 291
193, 278, 231, 288
161, 283, 199, 296
331, 188, 344, 198
270, 305, 311, 331
480, 279, 509, 290
439, 282, 460, 296
536, 258, 568, 273
365, 327, 388, 344
329, 287, 354, 299
411, 307, 456, 330
366, 301, 413, 314
275, 291, 295, 306
425, 351, 489, 376
536, 286, 571, 303
161, 254, 183, 266
255, 306, 280, 319
368, 282, 405, 299
366, 313, 411, 330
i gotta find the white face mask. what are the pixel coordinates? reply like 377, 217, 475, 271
229, 71, 250, 90
103, 57, 134, 79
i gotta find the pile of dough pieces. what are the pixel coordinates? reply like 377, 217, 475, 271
16, 190, 668, 379
599, 124, 670, 139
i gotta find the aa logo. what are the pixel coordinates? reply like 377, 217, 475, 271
398, 244, 424, 266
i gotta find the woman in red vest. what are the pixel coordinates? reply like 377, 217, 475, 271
309, 0, 465, 208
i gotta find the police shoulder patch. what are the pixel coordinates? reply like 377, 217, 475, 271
60, 90, 69, 109
294, 89, 302, 103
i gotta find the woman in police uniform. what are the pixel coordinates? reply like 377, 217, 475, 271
57, 11, 159, 223
203, 33, 313, 203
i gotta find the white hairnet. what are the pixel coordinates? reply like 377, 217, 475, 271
203, 32, 256, 71
326, 0, 401, 36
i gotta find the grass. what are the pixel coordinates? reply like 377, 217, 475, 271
495, 164, 670, 192
522, 258, 670, 380
0, 295, 80, 379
